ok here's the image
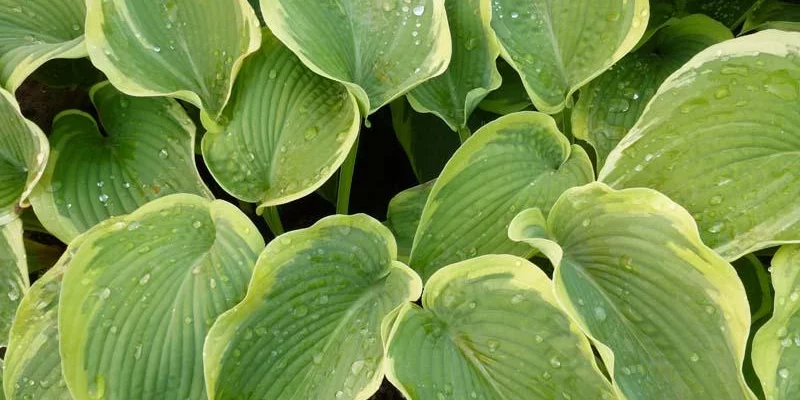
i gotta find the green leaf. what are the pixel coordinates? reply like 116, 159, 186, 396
753, 245, 800, 400
262, 0, 452, 115
599, 30, 800, 261
509, 183, 755, 400
646, 1, 758, 35
202, 29, 359, 211
84, 0, 261, 119
3, 259, 70, 400
406, 0, 500, 130
489, 0, 649, 114
386, 181, 434, 263
385, 255, 616, 400
59, 194, 264, 400
204, 214, 421, 400
0, 88, 48, 225
742, 0, 800, 32
0, 0, 87, 92
29, 82, 213, 243
390, 99, 460, 183
409, 111, 593, 281
477, 58, 531, 115
1, 218, 28, 347
573, 15, 732, 167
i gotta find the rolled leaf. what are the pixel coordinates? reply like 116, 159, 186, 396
202, 29, 360, 211
752, 245, 800, 400
573, 15, 732, 167
0, 87, 48, 225
3, 259, 70, 400
84, 0, 261, 118
204, 214, 422, 400
262, 0, 452, 115
599, 30, 800, 261
0, 218, 28, 347
386, 181, 434, 263
29, 82, 213, 243
407, 0, 501, 131
385, 255, 616, 400
509, 183, 755, 400
0, 0, 86, 92
409, 111, 593, 281
489, 0, 648, 113
742, 0, 800, 32
59, 194, 264, 400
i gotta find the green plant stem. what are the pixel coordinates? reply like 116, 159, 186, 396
336, 134, 360, 215
263, 206, 284, 236
746, 254, 773, 323
562, 104, 573, 142
457, 125, 471, 144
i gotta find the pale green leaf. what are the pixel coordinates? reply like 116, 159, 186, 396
385, 255, 616, 400
84, 0, 261, 118
29, 82, 213, 243
742, 0, 800, 33
202, 29, 359, 211
489, 0, 648, 114
409, 111, 593, 281
204, 214, 422, 400
477, 58, 531, 115
573, 14, 732, 167
0, 88, 47, 225
59, 194, 264, 400
752, 245, 800, 400
389, 98, 460, 183
599, 30, 800, 261
407, 0, 500, 130
386, 181, 434, 263
509, 183, 755, 400
0, 0, 86, 92
0, 218, 28, 347
262, 0, 452, 115
3, 260, 70, 400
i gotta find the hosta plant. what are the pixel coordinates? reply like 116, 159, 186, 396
1, 0, 799, 399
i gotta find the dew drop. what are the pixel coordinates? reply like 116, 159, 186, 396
779, 368, 790, 379
487, 339, 500, 353
550, 357, 561, 368
100, 288, 111, 299
511, 294, 524, 304
158, 149, 169, 159
412, 5, 425, 15
707, 222, 725, 234
709, 195, 723, 206
593, 307, 607, 321
690, 353, 700, 362
192, 220, 203, 229
138, 274, 151, 285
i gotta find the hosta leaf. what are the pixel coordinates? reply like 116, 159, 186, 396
202, 29, 359, 211
742, 0, 800, 32
0, 88, 48, 225
385, 255, 616, 400
599, 30, 800, 261
29, 82, 213, 243
262, 0, 452, 115
3, 260, 70, 400
409, 111, 593, 281
0, 218, 28, 347
0, 0, 86, 92
406, 0, 500, 131
753, 245, 800, 399
573, 15, 732, 167
509, 183, 755, 400
59, 194, 264, 400
477, 59, 531, 115
648, 0, 759, 29
204, 214, 422, 400
84, 0, 261, 119
489, 0, 649, 113
390, 99, 460, 183
386, 181, 434, 263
